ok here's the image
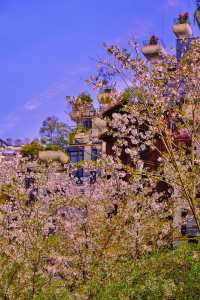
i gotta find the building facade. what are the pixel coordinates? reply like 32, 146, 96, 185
67, 94, 106, 183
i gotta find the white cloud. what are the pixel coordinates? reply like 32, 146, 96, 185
24, 101, 40, 111
25, 82, 65, 111
0, 79, 69, 137
0, 65, 91, 138
167, 0, 179, 7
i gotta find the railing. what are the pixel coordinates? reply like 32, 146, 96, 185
173, 17, 190, 25
142, 39, 166, 48
177, 36, 197, 42
70, 110, 96, 118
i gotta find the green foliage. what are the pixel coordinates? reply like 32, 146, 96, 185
79, 92, 93, 104
120, 87, 146, 105
0, 184, 13, 204
122, 88, 133, 104
149, 35, 158, 45
178, 12, 189, 24
133, 87, 146, 101
20, 141, 44, 158
34, 281, 71, 300
45, 144, 62, 151
40, 116, 70, 149
0, 232, 72, 299
68, 131, 77, 145
68, 126, 89, 145
99, 95, 112, 105
78, 242, 200, 300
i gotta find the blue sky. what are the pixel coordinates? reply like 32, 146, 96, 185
0, 0, 198, 140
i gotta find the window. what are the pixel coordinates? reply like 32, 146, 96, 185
83, 118, 92, 129
90, 171, 96, 184
91, 148, 100, 161
69, 149, 84, 163
75, 168, 84, 178
68, 148, 84, 184
75, 168, 84, 184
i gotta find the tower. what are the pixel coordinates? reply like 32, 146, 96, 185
66, 93, 105, 184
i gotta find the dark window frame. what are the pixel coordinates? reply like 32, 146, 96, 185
83, 118, 92, 129
69, 149, 84, 163
91, 148, 100, 161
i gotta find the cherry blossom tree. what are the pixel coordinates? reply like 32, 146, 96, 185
87, 38, 200, 235
0, 151, 172, 296
1, 36, 200, 297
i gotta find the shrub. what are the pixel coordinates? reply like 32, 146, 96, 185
20, 141, 44, 159
79, 93, 93, 104
150, 35, 158, 45
178, 12, 190, 24
79, 243, 200, 300
45, 144, 62, 151
68, 126, 89, 144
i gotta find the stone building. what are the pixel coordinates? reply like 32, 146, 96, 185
66, 93, 106, 183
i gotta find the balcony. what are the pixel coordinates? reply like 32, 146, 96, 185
70, 106, 96, 122
74, 132, 90, 144
68, 126, 92, 145
173, 16, 192, 39
142, 37, 166, 63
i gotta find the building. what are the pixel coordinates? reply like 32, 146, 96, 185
0, 139, 23, 163
0, 139, 9, 148
66, 93, 106, 183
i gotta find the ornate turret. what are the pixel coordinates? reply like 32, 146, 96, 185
67, 93, 96, 127
67, 93, 100, 145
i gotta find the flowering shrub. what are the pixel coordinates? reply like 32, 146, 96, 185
178, 12, 190, 24
78, 92, 93, 104
149, 35, 158, 45
20, 141, 44, 159
88, 37, 200, 235
1, 35, 200, 297
67, 93, 93, 108
0, 153, 173, 297
68, 125, 90, 144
